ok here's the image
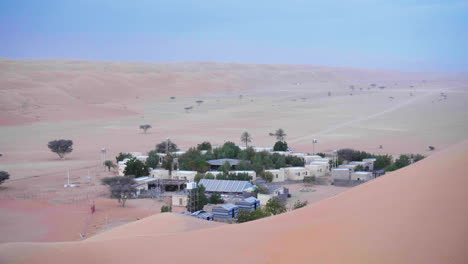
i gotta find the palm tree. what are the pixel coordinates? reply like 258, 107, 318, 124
273, 128, 286, 142
240, 131, 252, 148
103, 160, 117, 171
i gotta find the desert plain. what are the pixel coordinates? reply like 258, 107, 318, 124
0, 59, 467, 263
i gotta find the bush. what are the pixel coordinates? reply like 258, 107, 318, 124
145, 152, 159, 169
293, 200, 308, 209
265, 198, 287, 215
197, 141, 212, 151
354, 164, 365, 171
161, 205, 172, 213
260, 171, 273, 182
208, 193, 224, 204
237, 208, 270, 223
116, 152, 132, 163
254, 185, 270, 195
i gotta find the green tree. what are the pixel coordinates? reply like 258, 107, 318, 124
194, 173, 204, 183
265, 198, 287, 215
240, 131, 252, 148
139, 124, 151, 133
260, 171, 274, 182
273, 141, 288, 151
208, 193, 224, 204
237, 160, 253, 170
411, 154, 425, 162
155, 139, 179, 153
0, 171, 10, 185
197, 141, 212, 151
274, 155, 286, 169
123, 158, 150, 178
103, 160, 117, 171
116, 152, 132, 163
47, 139, 73, 159
394, 155, 411, 169
218, 161, 232, 173
293, 200, 308, 210
316, 152, 326, 158
186, 185, 209, 212
237, 208, 270, 223
145, 152, 159, 169
205, 173, 215, 179
178, 148, 209, 173
213, 141, 241, 159
373, 155, 392, 170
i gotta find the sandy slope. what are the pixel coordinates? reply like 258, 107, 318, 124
1, 140, 466, 264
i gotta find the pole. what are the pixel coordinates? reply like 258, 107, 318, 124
67, 169, 70, 185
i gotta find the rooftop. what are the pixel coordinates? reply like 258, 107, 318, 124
199, 179, 252, 193
207, 159, 240, 166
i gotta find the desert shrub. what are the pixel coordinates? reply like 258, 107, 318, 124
237, 208, 270, 223
161, 205, 172, 212
293, 200, 308, 210
265, 198, 287, 215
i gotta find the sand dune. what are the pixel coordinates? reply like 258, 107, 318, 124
1, 140, 466, 264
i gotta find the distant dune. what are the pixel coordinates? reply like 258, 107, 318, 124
1, 140, 466, 264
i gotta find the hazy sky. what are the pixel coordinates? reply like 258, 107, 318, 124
1, 0, 467, 71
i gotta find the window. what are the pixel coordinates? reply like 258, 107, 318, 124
179, 198, 183, 206
276, 174, 278, 178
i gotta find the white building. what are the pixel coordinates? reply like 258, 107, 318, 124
332, 168, 351, 181
339, 164, 358, 171
305, 164, 327, 177
265, 169, 286, 182
172, 170, 197, 181
283, 167, 310, 181
150, 169, 170, 180
351, 171, 373, 181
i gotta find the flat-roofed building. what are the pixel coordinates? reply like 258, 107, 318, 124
150, 169, 170, 180
172, 170, 197, 181
332, 168, 351, 181
351, 171, 373, 181
305, 164, 327, 177
172, 190, 189, 207
284, 167, 310, 181
265, 169, 286, 182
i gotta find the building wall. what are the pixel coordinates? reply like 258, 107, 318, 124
332, 169, 351, 181
284, 167, 309, 181
265, 169, 286, 182
305, 164, 327, 177
172, 171, 197, 181
151, 169, 170, 180
172, 195, 188, 207
257, 193, 274, 206
351, 171, 373, 181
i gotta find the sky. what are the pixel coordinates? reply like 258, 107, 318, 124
1, 0, 467, 71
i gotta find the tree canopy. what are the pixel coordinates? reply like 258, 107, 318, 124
47, 139, 73, 159
240, 131, 252, 148
155, 140, 179, 153
273, 141, 288, 151
139, 124, 152, 133
116, 152, 132, 163
101, 176, 136, 207
123, 158, 150, 178
0, 171, 10, 185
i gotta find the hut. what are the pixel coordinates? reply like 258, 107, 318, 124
212, 203, 239, 219
236, 197, 260, 212
284, 167, 310, 181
